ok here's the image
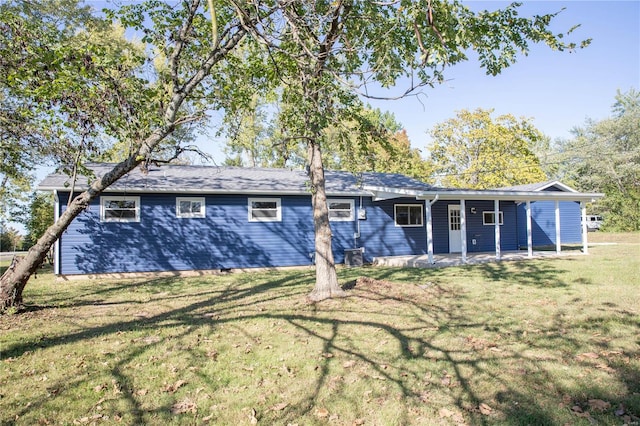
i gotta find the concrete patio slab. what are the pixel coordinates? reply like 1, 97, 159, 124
372, 250, 585, 269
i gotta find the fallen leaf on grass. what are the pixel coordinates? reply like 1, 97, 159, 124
111, 380, 122, 395
439, 408, 455, 418
588, 399, 611, 412
270, 402, 288, 411
576, 352, 599, 360
479, 403, 492, 415
343, 360, 356, 368
73, 414, 106, 424
571, 405, 594, 420
241, 407, 258, 424
164, 380, 187, 393
315, 408, 329, 418
595, 363, 615, 373
171, 398, 197, 415
440, 374, 452, 386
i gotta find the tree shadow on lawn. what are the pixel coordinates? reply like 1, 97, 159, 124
1, 262, 637, 425
474, 259, 578, 288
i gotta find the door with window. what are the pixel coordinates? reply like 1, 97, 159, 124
448, 204, 462, 253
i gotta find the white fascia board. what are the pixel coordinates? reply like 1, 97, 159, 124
535, 181, 578, 193
417, 190, 604, 202
363, 185, 427, 201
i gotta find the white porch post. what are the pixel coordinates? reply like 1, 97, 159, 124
54, 190, 60, 275
555, 200, 561, 254
426, 200, 434, 264
581, 202, 589, 254
460, 199, 467, 263
526, 200, 533, 258
494, 199, 501, 260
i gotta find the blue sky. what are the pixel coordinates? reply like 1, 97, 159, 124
365, 1, 640, 152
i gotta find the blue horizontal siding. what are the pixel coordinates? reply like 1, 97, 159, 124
359, 198, 427, 262
430, 200, 518, 254
57, 193, 363, 274
516, 201, 582, 247
56, 192, 583, 275
463, 201, 518, 252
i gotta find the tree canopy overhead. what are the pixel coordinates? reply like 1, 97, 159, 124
428, 108, 549, 189
555, 89, 640, 231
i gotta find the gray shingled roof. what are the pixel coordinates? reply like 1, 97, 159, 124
37, 163, 434, 195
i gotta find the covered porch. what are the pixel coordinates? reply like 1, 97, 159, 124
372, 248, 585, 269
362, 180, 603, 266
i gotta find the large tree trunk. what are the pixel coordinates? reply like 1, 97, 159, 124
307, 140, 346, 302
0, 157, 150, 309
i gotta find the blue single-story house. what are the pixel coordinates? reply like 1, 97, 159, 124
38, 163, 603, 276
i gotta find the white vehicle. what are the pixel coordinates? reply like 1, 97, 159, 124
585, 215, 603, 231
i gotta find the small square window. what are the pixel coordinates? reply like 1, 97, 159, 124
101, 196, 140, 222
395, 204, 423, 227
328, 199, 354, 222
483, 211, 504, 225
176, 197, 205, 218
248, 198, 281, 222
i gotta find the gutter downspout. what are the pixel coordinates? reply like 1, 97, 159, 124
426, 194, 439, 264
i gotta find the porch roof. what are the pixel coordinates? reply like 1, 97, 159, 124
364, 185, 603, 203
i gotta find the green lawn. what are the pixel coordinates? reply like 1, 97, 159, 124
1, 234, 639, 425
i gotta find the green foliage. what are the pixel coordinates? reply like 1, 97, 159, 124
23, 192, 54, 249
428, 108, 548, 189
0, 225, 23, 252
323, 108, 434, 181
0, 0, 154, 185
556, 89, 640, 231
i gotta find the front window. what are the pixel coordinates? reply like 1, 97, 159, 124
101, 196, 140, 222
483, 211, 504, 225
176, 197, 205, 218
395, 204, 423, 227
248, 198, 281, 222
328, 199, 355, 222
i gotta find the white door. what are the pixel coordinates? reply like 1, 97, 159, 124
448, 204, 462, 253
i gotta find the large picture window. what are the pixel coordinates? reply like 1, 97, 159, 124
248, 198, 281, 222
101, 196, 140, 222
176, 197, 205, 218
394, 204, 423, 227
328, 199, 355, 222
483, 211, 504, 225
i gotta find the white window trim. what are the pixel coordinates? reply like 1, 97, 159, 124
482, 211, 504, 225
394, 204, 423, 227
327, 198, 355, 222
100, 196, 140, 223
248, 197, 282, 222
176, 197, 206, 218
